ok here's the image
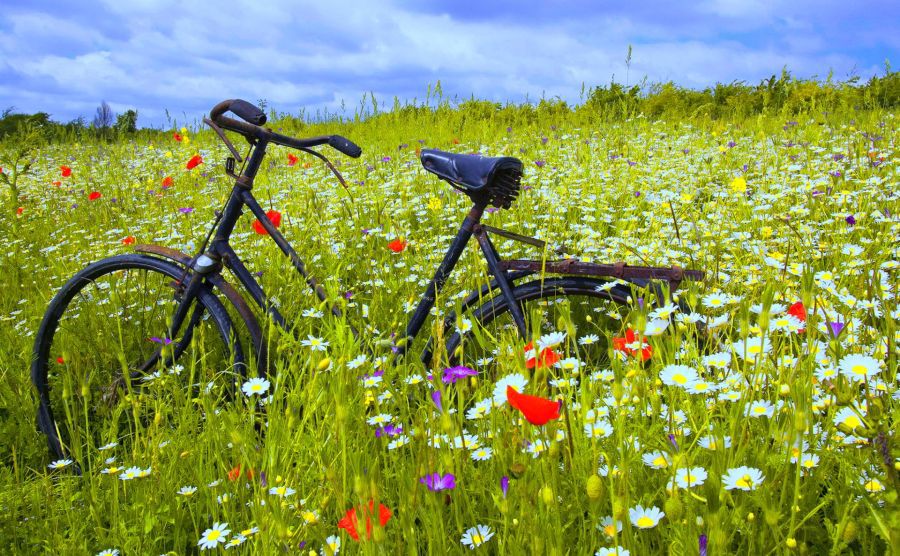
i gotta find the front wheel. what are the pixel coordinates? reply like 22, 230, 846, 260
445, 277, 636, 375
31, 254, 245, 464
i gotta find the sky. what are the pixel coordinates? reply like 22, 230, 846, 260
1, 0, 897, 128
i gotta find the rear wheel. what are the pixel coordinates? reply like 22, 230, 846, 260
31, 254, 245, 464
445, 277, 634, 377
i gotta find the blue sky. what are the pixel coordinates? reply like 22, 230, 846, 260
1, 0, 897, 128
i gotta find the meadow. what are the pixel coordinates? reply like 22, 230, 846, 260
0, 78, 898, 554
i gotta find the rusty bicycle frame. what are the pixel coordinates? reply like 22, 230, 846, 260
134, 99, 703, 376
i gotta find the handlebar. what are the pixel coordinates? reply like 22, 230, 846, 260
208, 99, 362, 158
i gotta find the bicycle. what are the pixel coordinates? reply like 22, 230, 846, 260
31, 99, 705, 463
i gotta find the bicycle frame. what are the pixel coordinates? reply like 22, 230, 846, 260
168, 135, 529, 365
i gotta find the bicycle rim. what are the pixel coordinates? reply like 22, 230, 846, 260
32, 255, 243, 463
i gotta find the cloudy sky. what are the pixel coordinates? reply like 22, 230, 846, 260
1, 0, 897, 128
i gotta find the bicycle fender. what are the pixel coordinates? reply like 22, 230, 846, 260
132, 245, 269, 376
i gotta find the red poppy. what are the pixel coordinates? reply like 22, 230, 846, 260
161, 176, 174, 188
506, 385, 562, 426
60, 165, 72, 177
52, 181, 61, 187
16, 207, 24, 216
88, 191, 102, 201
252, 210, 282, 235
612, 328, 652, 361
387, 238, 407, 253
287, 153, 298, 166
122, 236, 135, 245
56, 357, 64, 364
788, 301, 806, 334
523, 341, 560, 369
173, 132, 183, 142
337, 500, 392, 542
186, 154, 203, 170
227, 466, 242, 482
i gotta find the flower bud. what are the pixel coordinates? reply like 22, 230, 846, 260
317, 358, 332, 371
541, 485, 555, 505
664, 495, 684, 521
586, 475, 603, 501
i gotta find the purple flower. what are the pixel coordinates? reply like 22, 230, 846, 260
442, 366, 478, 384
845, 214, 856, 226
420, 472, 456, 491
178, 207, 194, 214
149, 336, 172, 345
506, 127, 512, 133
634, 191, 641, 197
668, 434, 679, 450
382, 156, 391, 163
828, 322, 845, 337
500, 476, 509, 498
682, 148, 690, 154
534, 160, 546, 168
344, 291, 353, 299
627, 160, 637, 167
431, 390, 442, 413
541, 137, 548, 145
375, 424, 403, 438
832, 153, 845, 161
699, 534, 708, 556
830, 170, 842, 178
727, 140, 736, 148
486, 207, 499, 214
260, 471, 267, 487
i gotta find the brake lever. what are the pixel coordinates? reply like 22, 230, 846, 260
203, 117, 243, 163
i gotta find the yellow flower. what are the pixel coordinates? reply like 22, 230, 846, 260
731, 176, 747, 193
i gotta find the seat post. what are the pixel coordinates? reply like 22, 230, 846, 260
401, 201, 486, 353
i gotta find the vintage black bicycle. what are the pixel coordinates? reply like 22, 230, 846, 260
31, 99, 704, 462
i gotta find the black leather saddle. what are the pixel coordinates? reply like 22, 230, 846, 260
420, 149, 523, 209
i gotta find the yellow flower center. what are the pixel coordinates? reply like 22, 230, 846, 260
637, 516, 655, 528
851, 364, 867, 375
737, 475, 753, 488
472, 534, 483, 544
748, 345, 762, 355
252, 384, 262, 391
604, 525, 616, 536
754, 406, 767, 414
844, 416, 861, 429
802, 459, 815, 468
673, 374, 687, 385
207, 531, 221, 541
652, 456, 668, 468
864, 480, 883, 492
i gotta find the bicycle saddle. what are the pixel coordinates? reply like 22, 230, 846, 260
420, 149, 523, 209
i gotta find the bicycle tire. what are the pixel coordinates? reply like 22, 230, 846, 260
31, 254, 245, 463
443, 277, 637, 373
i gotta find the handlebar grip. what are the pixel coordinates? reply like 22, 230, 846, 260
328, 135, 362, 158
210, 99, 267, 126
228, 99, 267, 125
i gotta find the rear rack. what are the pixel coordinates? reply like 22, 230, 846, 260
498, 258, 704, 291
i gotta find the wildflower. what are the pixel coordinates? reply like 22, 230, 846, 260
598, 516, 623, 538
162, 176, 174, 187
524, 341, 561, 369
337, 500, 392, 542
584, 419, 614, 439
833, 407, 865, 430
225, 535, 246, 549
88, 191, 102, 201
186, 154, 203, 170
118, 466, 142, 480
861, 475, 885, 493
251, 209, 282, 234
612, 329, 651, 361
269, 485, 296, 498
644, 318, 669, 336
698, 435, 732, 450
787, 301, 806, 332
173, 132, 183, 142
795, 453, 820, 470
301, 335, 329, 351
198, 522, 230, 550
492, 373, 528, 405
367, 413, 392, 426
629, 505, 665, 528
420, 472, 456, 491
287, 153, 299, 166
442, 365, 477, 384
730, 337, 771, 362
460, 524, 494, 549
387, 238, 407, 252
48, 459, 74, 470
579, 334, 600, 345
838, 354, 881, 381
596, 548, 630, 556
675, 467, 708, 489
507, 386, 562, 426
178, 207, 194, 214
722, 466, 764, 491
178, 486, 198, 496
500, 476, 509, 497
242, 377, 270, 396
471, 447, 493, 461
387, 435, 410, 449
324, 535, 340, 554
96, 550, 119, 556
642, 451, 670, 469
746, 400, 775, 418
659, 365, 699, 387
121, 235, 135, 245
